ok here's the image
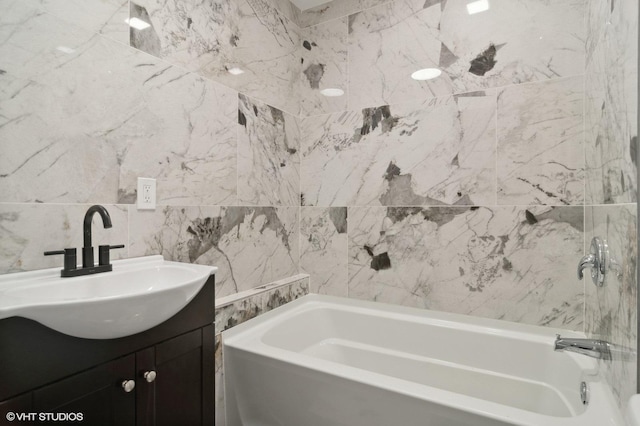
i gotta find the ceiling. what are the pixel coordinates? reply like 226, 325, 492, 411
289, 0, 333, 11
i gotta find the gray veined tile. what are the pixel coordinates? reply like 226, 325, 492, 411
584, 0, 638, 205
300, 17, 348, 117
0, 204, 129, 273
214, 335, 225, 426
301, 93, 496, 207
347, 0, 585, 109
0, 9, 124, 204
41, 0, 129, 44
585, 204, 637, 409
117, 77, 239, 206
439, 0, 585, 93
348, 205, 584, 329
262, 276, 310, 312
298, 0, 392, 28
300, 207, 349, 296
497, 77, 584, 206
0, 0, 128, 43
215, 297, 263, 334
238, 94, 300, 206
129, 0, 300, 115
270, 0, 302, 27
585, 0, 609, 65
128, 206, 299, 298
0, 8, 237, 205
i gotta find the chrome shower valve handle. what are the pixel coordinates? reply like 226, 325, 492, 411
577, 237, 607, 287
577, 253, 596, 280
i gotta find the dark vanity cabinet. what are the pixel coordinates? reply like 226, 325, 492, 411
0, 276, 215, 426
31, 355, 136, 425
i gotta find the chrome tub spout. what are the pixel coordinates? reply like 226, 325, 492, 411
554, 335, 612, 360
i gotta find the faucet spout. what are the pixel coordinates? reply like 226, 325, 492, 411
83, 205, 112, 248
554, 335, 611, 360
82, 205, 113, 267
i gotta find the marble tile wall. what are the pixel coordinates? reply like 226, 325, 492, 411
299, 16, 348, 116
0, 0, 302, 301
585, 205, 637, 409
129, 206, 299, 298
298, 0, 391, 28
497, 77, 584, 206
301, 93, 497, 206
297, 0, 590, 332
584, 0, 638, 410
297, 0, 585, 114
296, 0, 638, 409
300, 207, 348, 296
237, 94, 300, 206
585, 0, 638, 204
347, 206, 584, 329
129, 0, 301, 115
347, 0, 585, 111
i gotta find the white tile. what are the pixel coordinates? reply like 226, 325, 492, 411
300, 207, 348, 296
0, 10, 237, 205
237, 95, 300, 206
129, 0, 301, 115
497, 77, 584, 205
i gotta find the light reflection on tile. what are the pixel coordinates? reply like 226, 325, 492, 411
348, 0, 585, 109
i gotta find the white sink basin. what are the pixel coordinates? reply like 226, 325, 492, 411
0, 256, 217, 339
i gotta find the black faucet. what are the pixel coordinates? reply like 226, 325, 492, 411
44, 205, 125, 277
83, 205, 112, 268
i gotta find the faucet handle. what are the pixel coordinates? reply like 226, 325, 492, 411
577, 237, 607, 287
577, 253, 596, 280
98, 244, 125, 266
44, 248, 77, 273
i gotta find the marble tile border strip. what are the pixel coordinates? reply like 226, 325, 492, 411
215, 273, 310, 334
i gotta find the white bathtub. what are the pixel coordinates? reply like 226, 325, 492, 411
223, 295, 624, 426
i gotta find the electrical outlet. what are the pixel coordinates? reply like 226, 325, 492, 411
137, 177, 156, 210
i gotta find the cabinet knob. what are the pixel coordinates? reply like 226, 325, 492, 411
143, 370, 157, 383
121, 379, 135, 393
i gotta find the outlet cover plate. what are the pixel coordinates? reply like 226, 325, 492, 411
137, 177, 156, 210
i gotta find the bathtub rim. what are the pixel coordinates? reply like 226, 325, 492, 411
225, 294, 590, 356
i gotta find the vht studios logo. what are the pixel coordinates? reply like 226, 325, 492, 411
5, 412, 84, 422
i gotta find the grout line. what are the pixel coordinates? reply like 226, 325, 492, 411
236, 93, 240, 207
300, 74, 588, 120
126, 204, 131, 260
495, 88, 499, 207
1, 201, 635, 209
299, 0, 395, 29
582, 1, 588, 334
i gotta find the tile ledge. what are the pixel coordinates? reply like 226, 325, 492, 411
215, 273, 310, 309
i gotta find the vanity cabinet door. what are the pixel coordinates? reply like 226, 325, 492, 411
136, 325, 214, 426
0, 393, 34, 426
32, 354, 136, 426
